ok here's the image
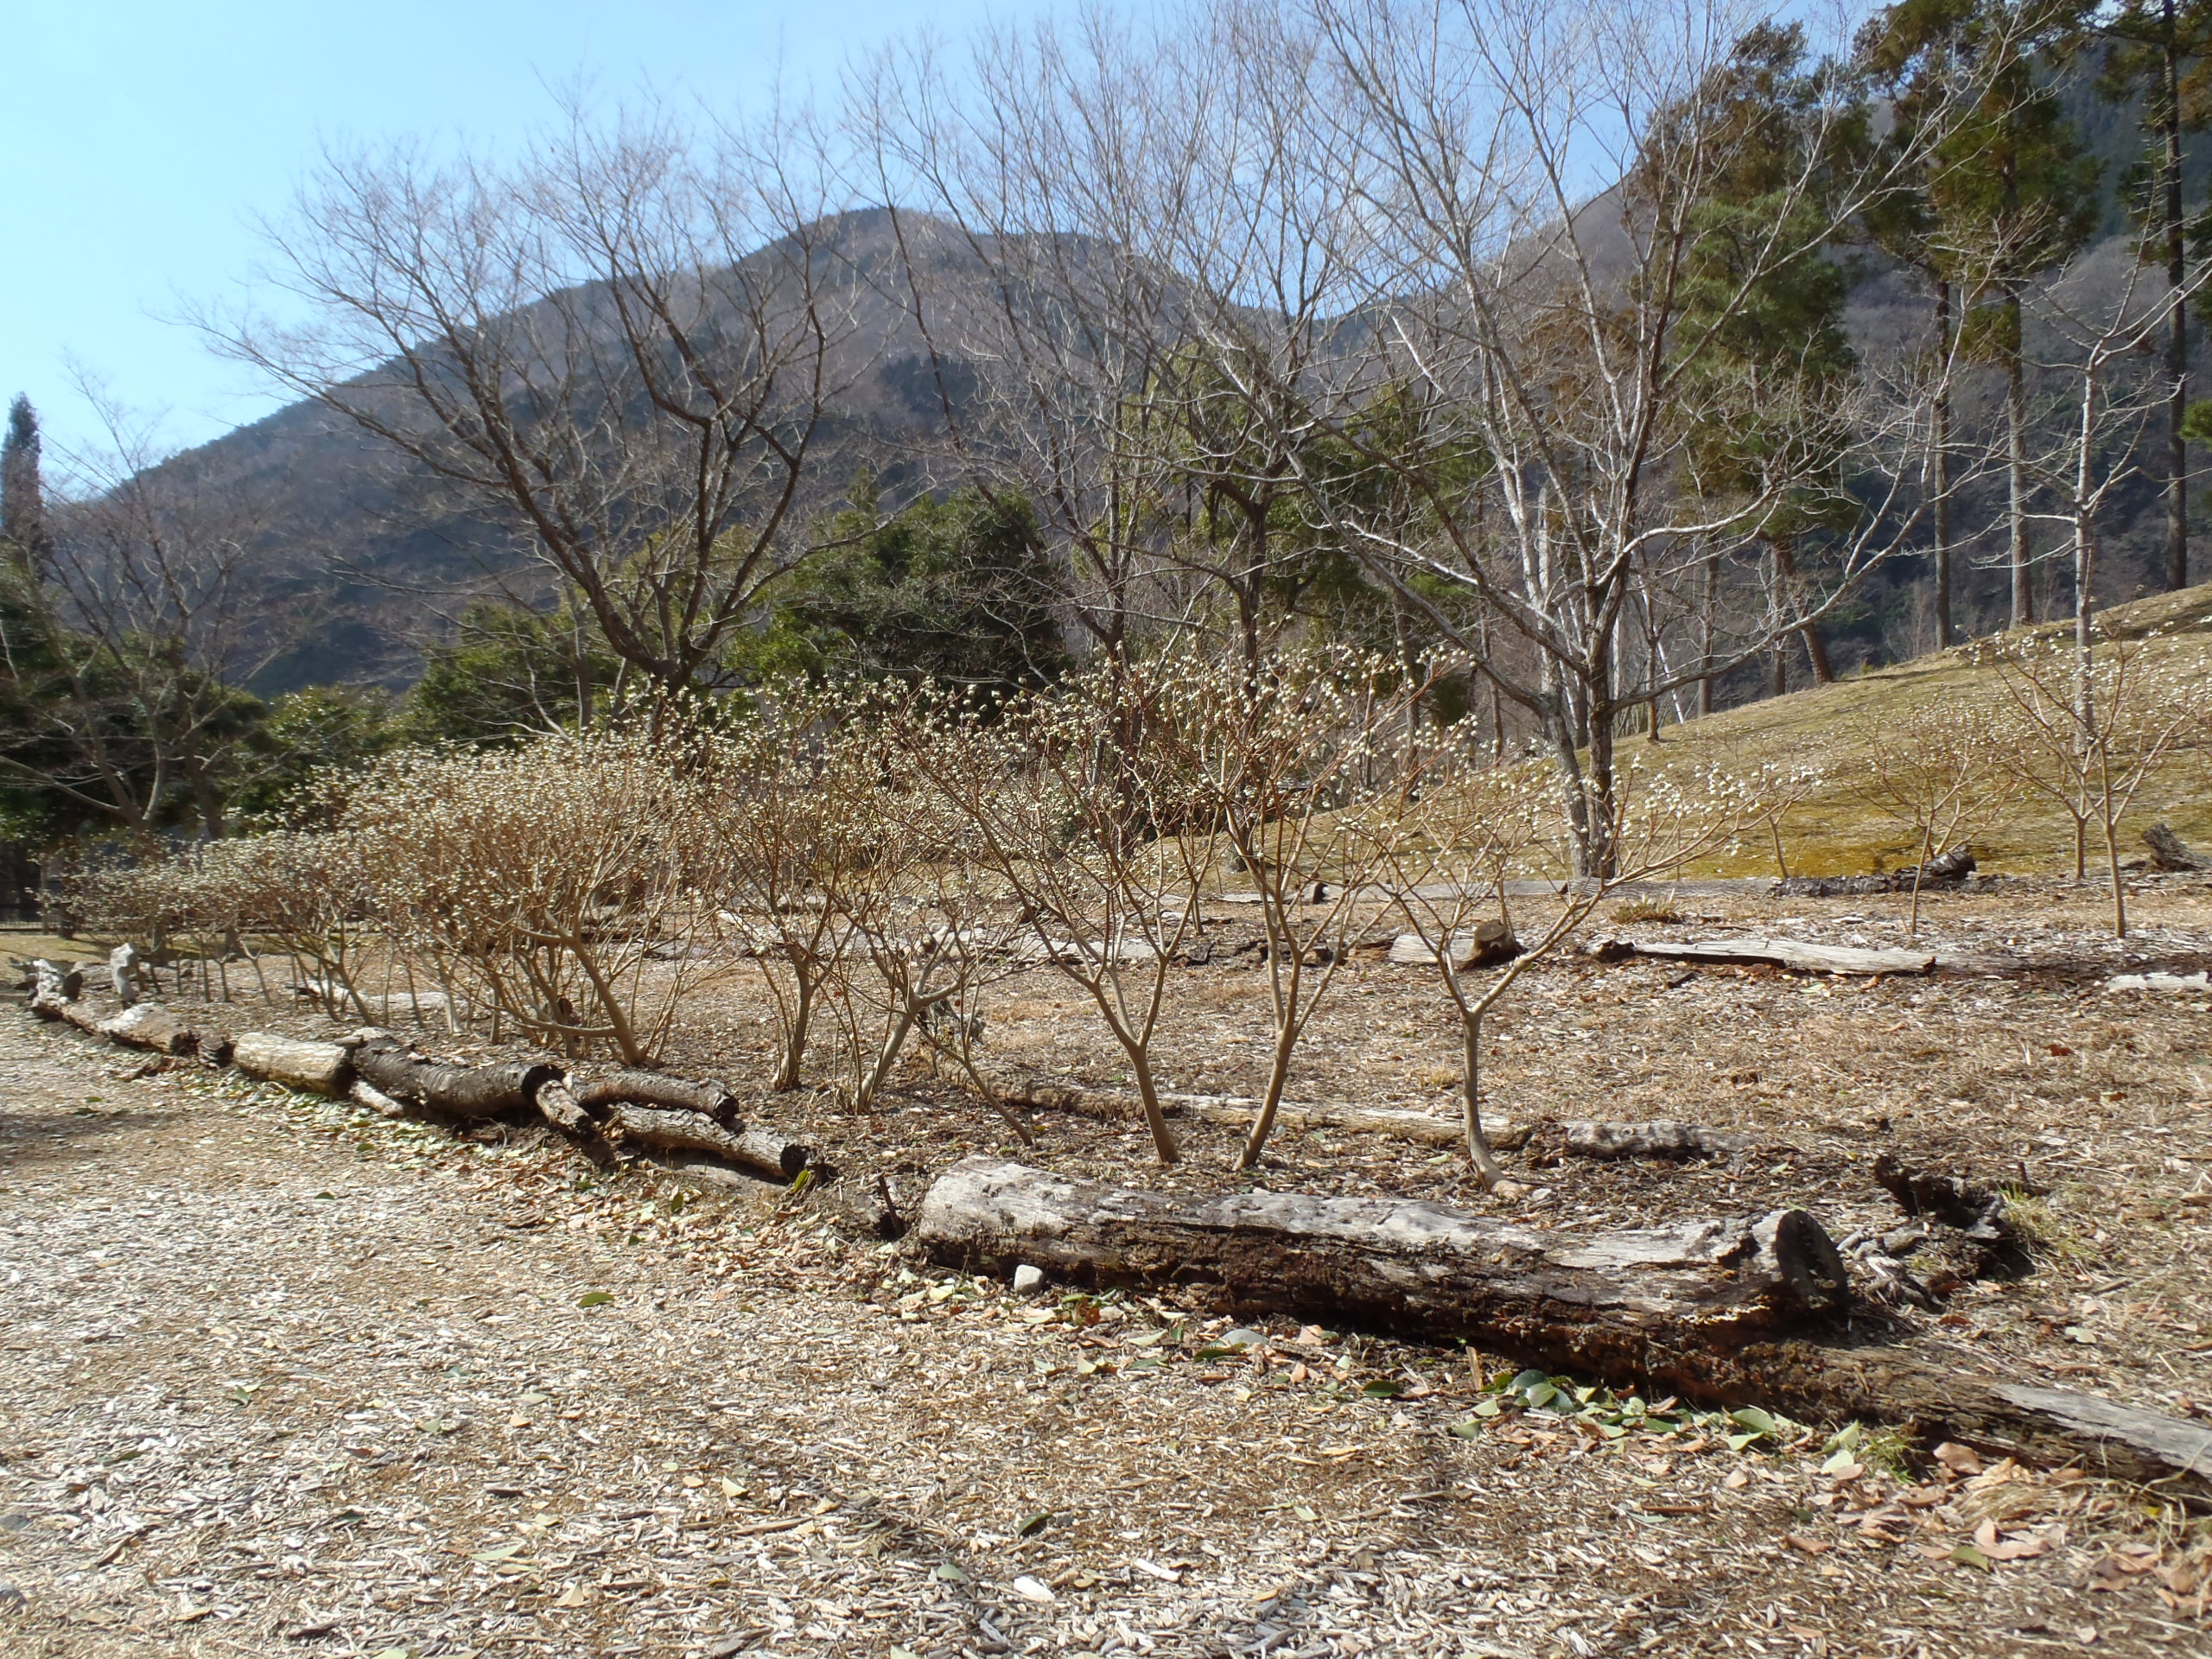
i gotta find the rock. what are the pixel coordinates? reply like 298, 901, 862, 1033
1012, 1263, 1046, 1294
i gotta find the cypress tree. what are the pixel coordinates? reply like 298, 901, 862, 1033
1, 395, 52, 566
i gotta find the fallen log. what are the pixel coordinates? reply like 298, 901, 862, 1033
96, 1001, 201, 1057
1020, 1084, 1529, 1152
349, 1041, 559, 1122
232, 1033, 352, 1096
1558, 1121, 1755, 1160
914, 1158, 2212, 1490
1590, 936, 1937, 976
574, 1071, 740, 1128
1776, 849, 1978, 899
2144, 823, 2209, 873
531, 1080, 618, 1166
915, 1156, 1849, 1350
603, 1103, 809, 1182
348, 1077, 408, 1118
1387, 921, 1520, 970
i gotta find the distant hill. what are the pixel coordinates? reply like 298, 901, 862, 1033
149, 191, 2207, 694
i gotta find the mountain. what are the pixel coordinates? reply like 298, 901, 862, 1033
143, 193, 2203, 695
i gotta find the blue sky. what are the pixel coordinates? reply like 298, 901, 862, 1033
3, 1, 1048, 461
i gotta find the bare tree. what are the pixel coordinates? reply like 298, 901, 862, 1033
1373, 742, 1770, 1181
214, 103, 866, 701
1146, 645, 1427, 1170
1982, 631, 2208, 938
1147, 0, 1978, 874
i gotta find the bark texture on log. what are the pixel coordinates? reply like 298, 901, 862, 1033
913, 1160, 2211, 1489
1593, 937, 1936, 976
1558, 1121, 1755, 1160
574, 1071, 740, 1127
232, 1033, 353, 1096
915, 1158, 1848, 1351
1736, 1343, 2212, 1492
2144, 823, 2208, 873
605, 1104, 808, 1181
350, 1041, 559, 1122
349, 1077, 408, 1118
1387, 921, 1519, 969
532, 1080, 618, 1166
97, 1001, 200, 1057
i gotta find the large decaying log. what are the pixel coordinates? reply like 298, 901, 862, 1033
349, 1041, 559, 1122
604, 1103, 809, 1182
1592, 936, 1937, 976
917, 1159, 2212, 1489
232, 1033, 353, 1096
916, 1157, 1849, 1353
575, 1071, 739, 1127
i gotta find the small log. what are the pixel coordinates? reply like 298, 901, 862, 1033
915, 1157, 1848, 1350
1039, 1085, 1524, 1151
349, 1077, 408, 1118
605, 1103, 809, 1182
2105, 969, 2211, 994
232, 1033, 353, 1096
1597, 937, 1936, 976
1559, 1121, 1755, 1160
96, 1001, 200, 1057
350, 1041, 559, 1122
573, 1071, 740, 1127
531, 1080, 618, 1166
2143, 823, 2208, 873
1388, 920, 1520, 970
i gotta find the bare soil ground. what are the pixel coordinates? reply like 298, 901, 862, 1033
4, 876, 2212, 1658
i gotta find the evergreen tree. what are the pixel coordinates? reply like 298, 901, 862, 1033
1, 396, 52, 565
1863, 0, 2101, 628
772, 488, 1071, 693
2099, 0, 2212, 592
1671, 23, 1866, 689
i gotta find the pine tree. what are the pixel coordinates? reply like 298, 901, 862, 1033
2100, 0, 2212, 593
1863, 1, 2101, 629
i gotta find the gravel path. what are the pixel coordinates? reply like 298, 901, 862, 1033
1, 1011, 2202, 1658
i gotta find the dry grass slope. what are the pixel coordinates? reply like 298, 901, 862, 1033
1643, 583, 2212, 876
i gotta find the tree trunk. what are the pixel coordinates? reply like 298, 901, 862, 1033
2007, 307, 2033, 627
1933, 278, 1955, 648
2163, 24, 2190, 594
